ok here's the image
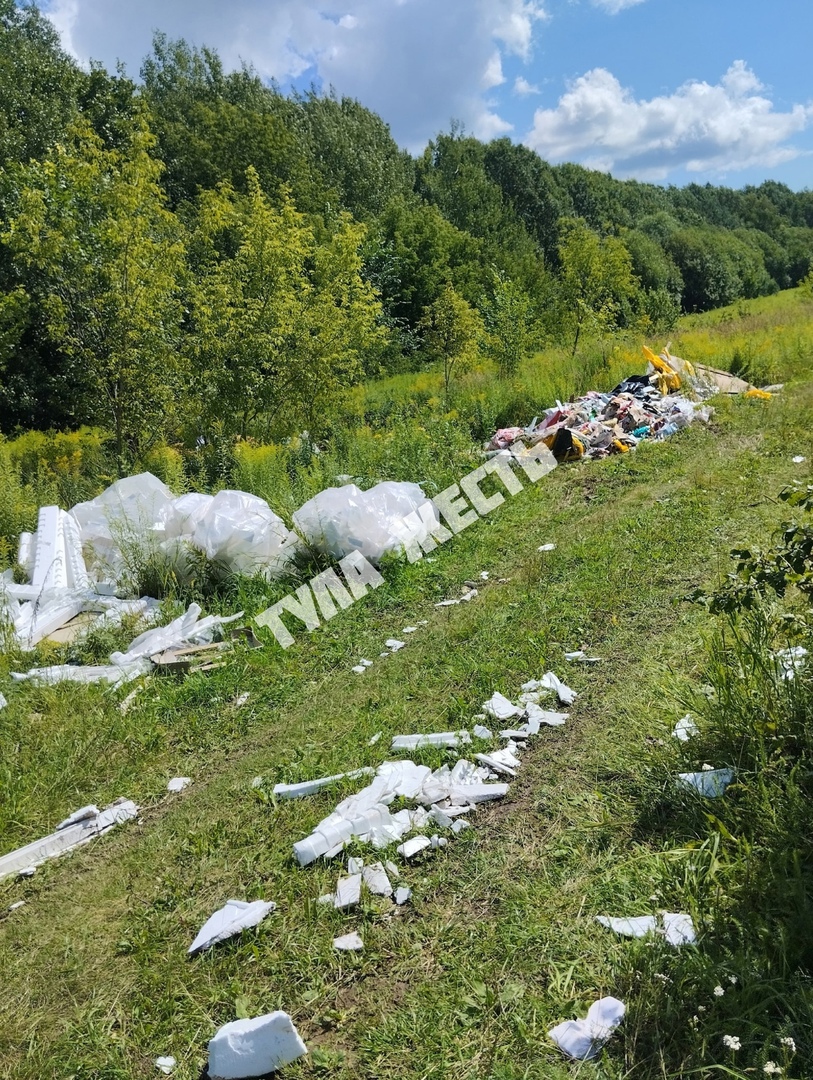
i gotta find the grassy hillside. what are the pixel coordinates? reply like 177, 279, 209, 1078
1, 291, 812, 1079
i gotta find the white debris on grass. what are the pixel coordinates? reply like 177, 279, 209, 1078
397, 836, 431, 859
460, 589, 478, 602
775, 646, 808, 680
362, 862, 393, 896
188, 899, 276, 955
548, 997, 625, 1061
394, 886, 412, 905
402, 626, 417, 634
347, 856, 364, 875
207, 1011, 307, 1080
435, 598, 459, 608
167, 777, 192, 793
272, 768, 375, 800
482, 692, 521, 721
565, 651, 601, 663
12, 659, 152, 686
334, 874, 362, 909
0, 798, 138, 882
792, 455, 806, 463
0, 693, 7, 710
368, 732, 382, 746
391, 732, 470, 751
677, 769, 734, 798
472, 724, 492, 739
352, 665, 367, 674
333, 931, 364, 951
385, 639, 406, 652
155, 1056, 176, 1074
233, 692, 250, 708
451, 819, 471, 834
673, 715, 699, 741
538, 543, 556, 552
596, 912, 696, 946
539, 671, 578, 705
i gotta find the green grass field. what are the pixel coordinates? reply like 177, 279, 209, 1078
1, 291, 812, 1079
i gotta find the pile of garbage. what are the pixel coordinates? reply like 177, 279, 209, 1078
1, 474, 434, 651
487, 346, 764, 462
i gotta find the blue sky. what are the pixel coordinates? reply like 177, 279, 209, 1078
42, 0, 813, 190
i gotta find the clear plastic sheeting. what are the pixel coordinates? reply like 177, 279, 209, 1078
292, 481, 437, 565
71, 474, 299, 586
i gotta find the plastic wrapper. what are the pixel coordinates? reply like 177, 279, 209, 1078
191, 489, 298, 580
292, 481, 437, 564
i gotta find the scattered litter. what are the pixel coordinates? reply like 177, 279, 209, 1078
385, 859, 400, 879
524, 704, 568, 729
293, 481, 437, 565
272, 768, 374, 800
394, 886, 412, 905
334, 874, 362, 909
362, 862, 393, 896
0, 693, 6, 710
775, 645, 807, 680
539, 671, 577, 705
155, 1056, 176, 1074
565, 650, 601, 663
368, 732, 382, 746
0, 799, 138, 881
397, 836, 431, 859
391, 732, 469, 750
430, 833, 448, 848
12, 659, 151, 686
361, 659, 374, 667
480, 571, 490, 580
460, 589, 478, 602
451, 819, 471, 834
597, 912, 695, 946
548, 997, 626, 1061
188, 899, 275, 955
435, 598, 459, 608
793, 455, 806, 464
333, 931, 364, 951
119, 684, 144, 713
167, 777, 192, 793
347, 856, 364, 875
385, 639, 406, 652
207, 1011, 307, 1080
234, 692, 250, 708
482, 692, 521, 721
473, 724, 492, 739
57, 805, 99, 830
352, 664, 367, 674
402, 626, 418, 634
673, 715, 698, 741
474, 753, 517, 778
677, 769, 734, 798
8, 900, 26, 912
537, 543, 556, 552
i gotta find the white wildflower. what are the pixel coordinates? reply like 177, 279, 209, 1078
780, 1037, 796, 1053
714, 985, 725, 997
723, 1035, 741, 1051
728, 975, 737, 984
763, 1062, 782, 1075
697, 1005, 706, 1013
653, 973, 671, 984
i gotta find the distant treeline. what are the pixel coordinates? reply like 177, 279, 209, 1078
1, 1, 812, 462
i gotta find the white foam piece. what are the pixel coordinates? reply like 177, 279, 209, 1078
333, 931, 364, 951
474, 753, 516, 778
540, 671, 577, 705
396, 836, 431, 859
596, 915, 657, 938
391, 732, 467, 750
394, 886, 412, 905
672, 715, 698, 741
155, 1055, 176, 1074
385, 639, 406, 651
677, 769, 734, 798
362, 862, 393, 896
273, 768, 374, 799
207, 1012, 306, 1079
31, 506, 67, 590
188, 899, 275, 955
334, 874, 362, 909
167, 777, 192, 793
472, 724, 492, 739
549, 997, 625, 1061
482, 692, 521, 721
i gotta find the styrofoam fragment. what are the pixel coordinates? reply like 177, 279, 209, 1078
564, 650, 601, 663
368, 732, 382, 746
524, 703, 568, 730
362, 862, 393, 896
317, 893, 335, 905
0, 799, 137, 881
167, 777, 191, 793
155, 1056, 176, 1074
673, 715, 698, 741
386, 639, 406, 651
482, 693, 521, 721
31, 506, 67, 590
188, 899, 276, 954
429, 834, 447, 848
451, 819, 471, 834
352, 665, 367, 674
480, 571, 489, 580
396, 836, 431, 859
402, 626, 417, 633
394, 887, 412, 905
391, 732, 468, 750
473, 724, 492, 739
333, 931, 364, 951
8, 900, 25, 912
662, 912, 696, 946
57, 805, 99, 830
234, 693, 250, 708
384, 860, 400, 879
548, 997, 625, 1061
474, 753, 516, 778
435, 599, 459, 607
273, 768, 374, 799
429, 807, 454, 828
460, 589, 478, 602
11, 659, 150, 685
360, 659, 374, 667
500, 729, 529, 740
207, 1012, 306, 1079
334, 874, 362, 909
537, 543, 555, 552
596, 915, 657, 938
540, 671, 577, 704
347, 857, 364, 875
677, 769, 734, 797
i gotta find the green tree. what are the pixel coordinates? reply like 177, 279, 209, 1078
556, 220, 638, 355
418, 283, 483, 404
482, 273, 535, 379
187, 168, 385, 438
3, 115, 185, 470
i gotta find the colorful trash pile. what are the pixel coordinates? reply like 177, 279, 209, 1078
487, 346, 765, 463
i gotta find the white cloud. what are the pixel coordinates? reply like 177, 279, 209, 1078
42, 0, 546, 151
590, 0, 647, 13
525, 61, 813, 178
514, 75, 540, 96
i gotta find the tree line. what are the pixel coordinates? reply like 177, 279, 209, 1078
1, 1, 812, 467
